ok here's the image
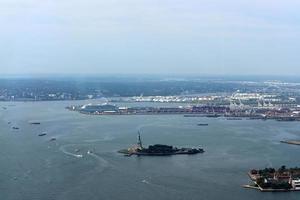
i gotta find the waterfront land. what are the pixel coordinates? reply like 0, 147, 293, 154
245, 166, 300, 192
67, 103, 300, 122
118, 133, 204, 156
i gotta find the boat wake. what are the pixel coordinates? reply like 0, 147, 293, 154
59, 145, 83, 158
87, 151, 110, 172
140, 178, 179, 192
136, 122, 161, 132
59, 143, 111, 173
83, 135, 114, 143
136, 121, 186, 133
141, 179, 150, 184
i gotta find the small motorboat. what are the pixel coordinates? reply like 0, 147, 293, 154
38, 132, 47, 136
197, 123, 208, 126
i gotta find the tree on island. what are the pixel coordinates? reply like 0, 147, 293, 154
278, 165, 286, 173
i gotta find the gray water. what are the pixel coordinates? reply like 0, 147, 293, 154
0, 101, 300, 200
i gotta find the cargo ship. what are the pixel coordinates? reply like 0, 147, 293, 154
118, 132, 204, 156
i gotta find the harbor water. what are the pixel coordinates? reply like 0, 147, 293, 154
1, 101, 300, 200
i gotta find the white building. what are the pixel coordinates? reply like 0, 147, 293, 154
291, 179, 300, 190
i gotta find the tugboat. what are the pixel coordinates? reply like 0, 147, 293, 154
118, 131, 204, 156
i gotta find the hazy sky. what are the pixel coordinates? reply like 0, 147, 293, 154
1, 0, 300, 75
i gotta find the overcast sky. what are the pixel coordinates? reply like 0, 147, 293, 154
1, 0, 300, 75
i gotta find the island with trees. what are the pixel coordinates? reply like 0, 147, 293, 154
243, 166, 300, 192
